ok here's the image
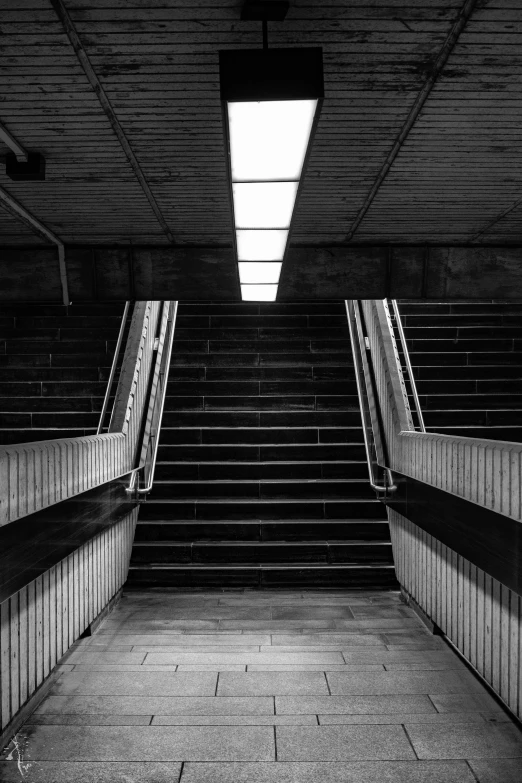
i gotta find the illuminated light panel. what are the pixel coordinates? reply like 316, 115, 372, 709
238, 262, 282, 285
228, 100, 317, 181
236, 229, 288, 261
241, 284, 278, 301
233, 182, 298, 229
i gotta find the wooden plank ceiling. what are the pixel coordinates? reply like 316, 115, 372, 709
0, 0, 521, 249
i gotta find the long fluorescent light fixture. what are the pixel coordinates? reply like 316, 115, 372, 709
220, 48, 323, 301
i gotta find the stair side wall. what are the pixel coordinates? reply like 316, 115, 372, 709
389, 507, 522, 722
0, 506, 138, 738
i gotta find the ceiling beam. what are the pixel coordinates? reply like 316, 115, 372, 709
345, 0, 479, 242
50, 0, 175, 245
470, 197, 522, 242
0, 121, 28, 162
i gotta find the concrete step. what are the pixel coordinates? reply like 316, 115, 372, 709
130, 540, 394, 565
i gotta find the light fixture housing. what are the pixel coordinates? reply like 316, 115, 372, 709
6, 152, 46, 181
220, 47, 323, 302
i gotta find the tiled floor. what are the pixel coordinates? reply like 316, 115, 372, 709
1, 590, 522, 782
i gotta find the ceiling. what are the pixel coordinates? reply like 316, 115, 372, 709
0, 0, 521, 254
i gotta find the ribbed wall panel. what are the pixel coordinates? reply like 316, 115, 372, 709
0, 506, 138, 733
389, 508, 522, 721
0, 302, 161, 528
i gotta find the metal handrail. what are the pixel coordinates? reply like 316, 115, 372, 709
345, 300, 396, 496
389, 299, 426, 432
97, 301, 130, 435
127, 301, 178, 496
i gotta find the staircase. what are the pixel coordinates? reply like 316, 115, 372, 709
398, 300, 522, 442
0, 302, 125, 445
128, 301, 397, 589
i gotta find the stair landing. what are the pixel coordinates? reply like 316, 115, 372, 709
2, 589, 520, 780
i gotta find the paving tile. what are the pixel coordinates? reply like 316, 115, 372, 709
102, 620, 220, 630
429, 693, 505, 713
1, 725, 275, 761
276, 725, 416, 760
65, 652, 147, 664
217, 672, 329, 696
219, 621, 335, 630
52, 672, 217, 696
0, 761, 182, 782
468, 758, 522, 782
0, 760, 476, 783
69, 665, 181, 672
101, 621, 220, 630
261, 645, 356, 652
385, 643, 447, 650
95, 635, 268, 646
152, 715, 317, 725
383, 662, 467, 671
177, 665, 247, 671
136, 647, 264, 655
407, 722, 522, 759
327, 670, 483, 696
271, 607, 355, 620
144, 652, 344, 665
36, 695, 274, 715
115, 609, 274, 619
276, 695, 436, 715
350, 608, 413, 617
341, 650, 465, 665
75, 645, 134, 651
26, 714, 152, 726
247, 665, 385, 672
272, 635, 385, 647
318, 712, 491, 725
336, 619, 423, 629
300, 628, 386, 637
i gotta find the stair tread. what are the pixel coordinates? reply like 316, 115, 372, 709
136, 518, 388, 524
152, 478, 369, 484
130, 563, 395, 572
134, 538, 391, 548
156, 460, 365, 465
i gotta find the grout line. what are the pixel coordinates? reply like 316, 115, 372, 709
465, 760, 481, 782
177, 761, 185, 783
324, 671, 332, 696
316, 714, 320, 725
149, 715, 154, 726
273, 725, 278, 761
214, 672, 220, 697
401, 724, 420, 760
427, 694, 440, 713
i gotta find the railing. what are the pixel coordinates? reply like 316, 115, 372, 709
0, 302, 162, 528
96, 300, 131, 435
345, 300, 396, 497
127, 300, 177, 497
361, 298, 522, 523
360, 299, 522, 723
386, 299, 425, 432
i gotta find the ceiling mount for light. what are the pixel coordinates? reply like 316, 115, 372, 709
220, 10, 323, 301
240, 0, 289, 22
